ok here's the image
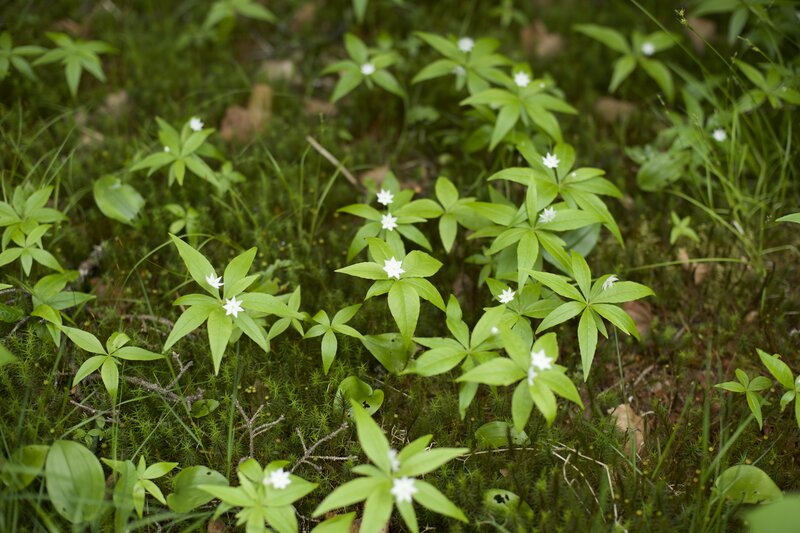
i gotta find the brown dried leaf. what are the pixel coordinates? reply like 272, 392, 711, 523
608, 403, 645, 455
693, 263, 712, 285
259, 59, 301, 84
100, 90, 130, 118
520, 20, 564, 59
677, 247, 691, 270
594, 97, 636, 122
220, 84, 273, 143
359, 165, 391, 187
305, 97, 337, 117
687, 17, 717, 53
206, 519, 229, 533
290, 1, 318, 31
623, 300, 652, 338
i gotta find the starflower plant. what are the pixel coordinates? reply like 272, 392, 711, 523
204, 0, 276, 31
305, 304, 363, 374
323, 33, 406, 102
26, 271, 94, 346
335, 238, 444, 342
33, 32, 113, 97
338, 172, 443, 259
201, 458, 317, 533
0, 32, 44, 81
62, 328, 163, 402
102, 456, 178, 519
405, 296, 512, 418
430, 176, 484, 253
460, 64, 576, 149
413, 32, 509, 94
531, 251, 654, 379
0, 185, 66, 250
459, 330, 582, 428
489, 141, 623, 243
313, 402, 468, 532
574, 24, 676, 100
468, 173, 600, 288
130, 118, 220, 189
163, 235, 294, 374
0, 224, 63, 276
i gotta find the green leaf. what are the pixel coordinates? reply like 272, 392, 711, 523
475, 420, 529, 449
609, 55, 636, 92
1, 444, 49, 491
529, 380, 557, 426
592, 281, 654, 304
537, 371, 583, 407
714, 465, 782, 504
164, 303, 215, 351
490, 101, 521, 150
336, 262, 386, 280
45, 440, 105, 523
361, 488, 394, 533
313, 477, 388, 516
166, 466, 228, 513
170, 235, 216, 291
397, 448, 467, 477
207, 308, 233, 375
311, 512, 356, 533
537, 301, 586, 333
388, 280, 420, 340
458, 358, 526, 385
93, 176, 145, 225
776, 213, 800, 225
100, 358, 119, 401
577, 310, 598, 379
321, 330, 338, 374
757, 349, 794, 390
512, 382, 534, 432
414, 480, 468, 522
574, 24, 631, 54
640, 58, 674, 100
62, 326, 106, 354
351, 401, 392, 472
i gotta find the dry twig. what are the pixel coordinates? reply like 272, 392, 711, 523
236, 400, 285, 458
291, 422, 354, 473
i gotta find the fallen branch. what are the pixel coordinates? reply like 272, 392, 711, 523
291, 422, 354, 473
236, 401, 285, 458
305, 135, 361, 190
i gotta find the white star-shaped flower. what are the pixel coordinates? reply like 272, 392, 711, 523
263, 468, 291, 490
383, 257, 405, 279
381, 213, 398, 231
377, 189, 394, 206
189, 117, 204, 131
223, 295, 244, 318
543, 152, 560, 169
205, 273, 223, 289
388, 449, 401, 472
641, 42, 655, 56
391, 477, 418, 503
538, 207, 556, 224
712, 128, 727, 142
491, 326, 499, 335
514, 71, 531, 88
603, 274, 619, 291
498, 288, 515, 304
361, 62, 375, 76
163, 146, 170, 152
453, 65, 466, 76
530, 349, 553, 371
458, 37, 474, 53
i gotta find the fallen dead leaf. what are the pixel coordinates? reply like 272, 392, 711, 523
100, 90, 130, 118
608, 403, 645, 456
259, 59, 301, 84
693, 263, 712, 285
220, 83, 273, 143
304, 97, 337, 116
359, 165, 391, 188
206, 519, 229, 533
290, 1, 318, 31
677, 247, 691, 270
520, 20, 564, 59
746, 310, 759, 323
594, 97, 636, 122
687, 17, 717, 53
623, 300, 653, 338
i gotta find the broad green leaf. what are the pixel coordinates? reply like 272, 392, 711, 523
388, 280, 420, 340
714, 465, 781, 504
397, 448, 467, 477
757, 349, 794, 390
166, 466, 228, 512
577, 310, 598, 379
62, 326, 106, 354
45, 440, 105, 523
207, 308, 233, 374
351, 401, 391, 472
458, 358, 526, 385
414, 480, 468, 522
170, 235, 216, 291
93, 176, 145, 225
574, 24, 630, 54
313, 477, 388, 516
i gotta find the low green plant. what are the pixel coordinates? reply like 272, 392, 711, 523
335, 237, 444, 342
323, 33, 406, 103
532, 251, 653, 378
130, 117, 220, 189
0, 32, 44, 81
33, 32, 113, 97
304, 304, 363, 374
103, 456, 178, 519
63, 328, 162, 402
163, 235, 294, 374
200, 459, 317, 533
204, 0, 276, 32
574, 24, 677, 100
312, 402, 468, 532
